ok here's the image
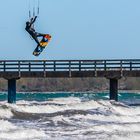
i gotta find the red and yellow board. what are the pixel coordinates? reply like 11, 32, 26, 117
33, 34, 51, 56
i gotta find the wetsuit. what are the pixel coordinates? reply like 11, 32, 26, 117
25, 16, 45, 45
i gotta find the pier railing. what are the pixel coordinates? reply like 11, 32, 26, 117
2, 59, 140, 103
0, 59, 140, 72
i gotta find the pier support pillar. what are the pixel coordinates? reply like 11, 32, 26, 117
109, 79, 118, 101
8, 79, 16, 103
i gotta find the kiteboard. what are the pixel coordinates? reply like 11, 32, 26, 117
33, 34, 51, 56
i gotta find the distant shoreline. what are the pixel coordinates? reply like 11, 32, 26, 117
1, 90, 140, 94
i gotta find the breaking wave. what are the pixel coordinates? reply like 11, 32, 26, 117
0, 95, 140, 140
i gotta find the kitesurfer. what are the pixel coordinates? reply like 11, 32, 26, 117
25, 16, 46, 45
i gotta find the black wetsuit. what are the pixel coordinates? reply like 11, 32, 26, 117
25, 16, 45, 45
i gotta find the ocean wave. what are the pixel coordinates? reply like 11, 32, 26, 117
0, 99, 139, 118
0, 98, 140, 140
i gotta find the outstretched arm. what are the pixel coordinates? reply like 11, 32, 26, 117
30, 16, 37, 25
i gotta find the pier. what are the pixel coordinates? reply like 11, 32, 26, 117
0, 59, 140, 103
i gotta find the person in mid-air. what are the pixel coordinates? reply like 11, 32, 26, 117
25, 16, 46, 45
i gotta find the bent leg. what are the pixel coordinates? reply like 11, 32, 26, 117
32, 35, 40, 45
36, 32, 46, 37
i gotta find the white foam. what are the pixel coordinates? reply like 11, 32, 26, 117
0, 119, 47, 140
0, 120, 16, 131
12, 100, 99, 114
5, 99, 139, 115
47, 97, 82, 104
0, 129, 47, 140
1, 98, 140, 140
0, 102, 14, 119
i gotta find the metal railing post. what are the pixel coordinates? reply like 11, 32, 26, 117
3, 61, 6, 72
69, 61, 71, 77
44, 61, 46, 77
120, 60, 123, 77
104, 60, 106, 71
79, 61, 81, 71
29, 62, 31, 72
54, 61, 56, 72
18, 61, 21, 77
130, 62, 132, 71
94, 61, 97, 77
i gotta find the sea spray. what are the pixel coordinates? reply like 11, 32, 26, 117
0, 92, 140, 139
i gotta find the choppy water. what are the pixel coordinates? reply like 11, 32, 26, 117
0, 92, 140, 140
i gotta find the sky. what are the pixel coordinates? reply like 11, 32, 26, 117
0, 0, 140, 60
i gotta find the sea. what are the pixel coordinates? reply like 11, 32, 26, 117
0, 92, 140, 140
